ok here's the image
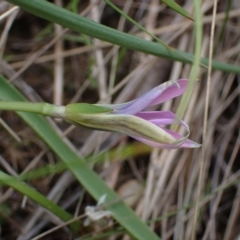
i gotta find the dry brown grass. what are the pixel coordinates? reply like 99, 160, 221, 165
0, 0, 240, 239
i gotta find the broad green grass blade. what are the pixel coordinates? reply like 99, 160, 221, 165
0, 171, 79, 232
162, 0, 193, 20
0, 75, 160, 240
6, 0, 240, 74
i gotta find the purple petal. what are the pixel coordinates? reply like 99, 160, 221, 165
148, 79, 188, 107
135, 111, 188, 129
133, 136, 200, 149
129, 126, 200, 149
132, 136, 200, 149
161, 128, 201, 148
97, 79, 188, 115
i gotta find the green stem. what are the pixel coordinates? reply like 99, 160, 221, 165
173, 0, 202, 127
0, 101, 65, 117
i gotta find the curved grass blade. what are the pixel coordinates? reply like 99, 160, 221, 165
6, 0, 240, 74
0, 75, 160, 240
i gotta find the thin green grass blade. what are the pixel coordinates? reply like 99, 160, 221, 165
214, 0, 233, 54
18, 163, 66, 182
6, 0, 240, 74
0, 75, 160, 240
105, 0, 170, 49
162, 0, 193, 20
174, 0, 202, 124
18, 142, 151, 181
0, 171, 79, 232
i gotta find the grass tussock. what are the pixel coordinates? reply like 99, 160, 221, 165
0, 0, 240, 239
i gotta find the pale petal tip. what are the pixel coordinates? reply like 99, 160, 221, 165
173, 79, 180, 89
165, 79, 180, 89
187, 142, 202, 148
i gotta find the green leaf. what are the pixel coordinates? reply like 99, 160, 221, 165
6, 0, 240, 74
0, 75, 160, 240
162, 0, 193, 21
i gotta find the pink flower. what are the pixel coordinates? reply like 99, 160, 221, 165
65, 79, 200, 149
99, 79, 200, 149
